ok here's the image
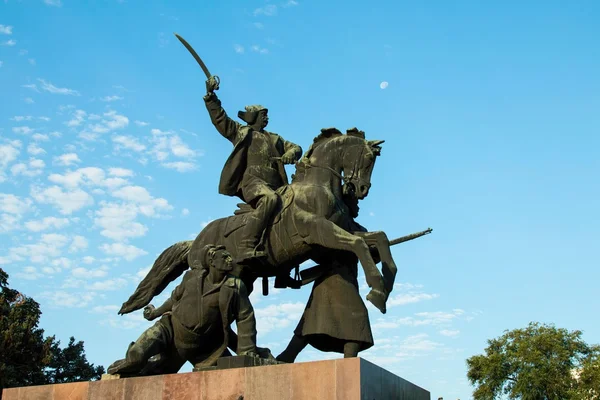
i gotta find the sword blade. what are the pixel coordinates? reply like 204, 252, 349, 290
174, 33, 212, 78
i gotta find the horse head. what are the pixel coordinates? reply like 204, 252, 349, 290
302, 127, 384, 200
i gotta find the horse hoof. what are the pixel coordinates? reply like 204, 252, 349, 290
366, 289, 387, 314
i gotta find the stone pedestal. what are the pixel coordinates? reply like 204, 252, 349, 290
2, 358, 430, 400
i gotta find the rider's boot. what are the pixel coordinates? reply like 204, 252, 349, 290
276, 334, 308, 363
236, 193, 278, 265
343, 341, 360, 358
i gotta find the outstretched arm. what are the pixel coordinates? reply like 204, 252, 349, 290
143, 272, 188, 321
203, 78, 243, 145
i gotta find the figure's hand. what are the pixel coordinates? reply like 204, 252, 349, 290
281, 152, 295, 165
205, 75, 220, 93
143, 305, 156, 321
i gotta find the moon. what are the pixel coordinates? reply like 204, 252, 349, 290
380, 81, 389, 89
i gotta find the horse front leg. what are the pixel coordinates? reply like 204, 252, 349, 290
302, 218, 388, 314
353, 231, 397, 296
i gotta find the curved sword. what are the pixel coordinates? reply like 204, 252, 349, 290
174, 33, 220, 88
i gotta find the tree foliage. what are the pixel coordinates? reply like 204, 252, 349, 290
0, 268, 104, 396
466, 322, 600, 400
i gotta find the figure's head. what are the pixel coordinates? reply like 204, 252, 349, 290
200, 244, 234, 273
238, 105, 269, 130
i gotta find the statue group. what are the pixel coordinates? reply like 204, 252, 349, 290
106, 34, 431, 377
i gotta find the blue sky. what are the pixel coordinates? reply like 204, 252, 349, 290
1, 0, 599, 398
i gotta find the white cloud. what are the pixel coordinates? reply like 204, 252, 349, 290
31, 185, 94, 214
24, 216, 70, 232
7, 233, 70, 264
254, 302, 305, 334
33, 133, 50, 141
40, 291, 95, 308
24, 97, 35, 104
0, 141, 21, 181
29, 58, 36, 66
72, 266, 108, 279
380, 81, 389, 90
86, 277, 128, 291
91, 304, 120, 314
253, 22, 264, 29
27, 143, 46, 155
234, 44, 245, 54
13, 126, 34, 135
11, 116, 32, 122
283, 0, 298, 6
0, 193, 32, 215
0, 25, 13, 35
10, 158, 45, 177
387, 292, 439, 307
101, 95, 123, 102
48, 167, 128, 189
14, 266, 44, 280
82, 256, 95, 264
162, 161, 196, 172
66, 109, 86, 127
38, 79, 80, 95
111, 185, 172, 217
134, 120, 149, 127
1, 39, 16, 46
439, 329, 460, 337
43, 0, 63, 6
81, 110, 128, 140
251, 45, 269, 54
93, 204, 144, 240
254, 4, 277, 16
109, 167, 134, 177
112, 135, 146, 152
99, 242, 148, 261
181, 208, 190, 216
69, 235, 88, 252
54, 152, 81, 166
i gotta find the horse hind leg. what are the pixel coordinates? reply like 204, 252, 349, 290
303, 218, 388, 314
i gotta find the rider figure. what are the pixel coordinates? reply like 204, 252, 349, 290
203, 76, 302, 264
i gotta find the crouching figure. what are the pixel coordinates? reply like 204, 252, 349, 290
107, 244, 263, 377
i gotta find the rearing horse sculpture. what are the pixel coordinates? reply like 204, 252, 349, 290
119, 128, 397, 315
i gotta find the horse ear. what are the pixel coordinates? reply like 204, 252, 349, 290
369, 140, 385, 147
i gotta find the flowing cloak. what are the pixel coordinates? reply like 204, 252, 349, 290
294, 219, 374, 353
294, 253, 374, 353
204, 92, 302, 200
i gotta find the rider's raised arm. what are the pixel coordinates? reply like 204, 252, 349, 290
203, 92, 244, 146
232, 278, 258, 355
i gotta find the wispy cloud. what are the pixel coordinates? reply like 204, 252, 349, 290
134, 120, 149, 127
22, 83, 40, 93
24, 98, 35, 104
283, 0, 299, 7
0, 25, 13, 35
43, 0, 63, 6
234, 44, 245, 54
254, 4, 278, 16
101, 95, 123, 102
253, 22, 264, 29
1, 39, 16, 47
38, 79, 80, 96
251, 45, 269, 54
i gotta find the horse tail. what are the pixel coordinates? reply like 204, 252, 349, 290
118, 240, 193, 315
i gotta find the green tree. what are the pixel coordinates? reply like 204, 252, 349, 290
466, 322, 599, 400
44, 336, 105, 383
0, 268, 104, 397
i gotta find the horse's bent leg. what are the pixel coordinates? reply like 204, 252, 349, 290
354, 231, 397, 295
303, 219, 387, 313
